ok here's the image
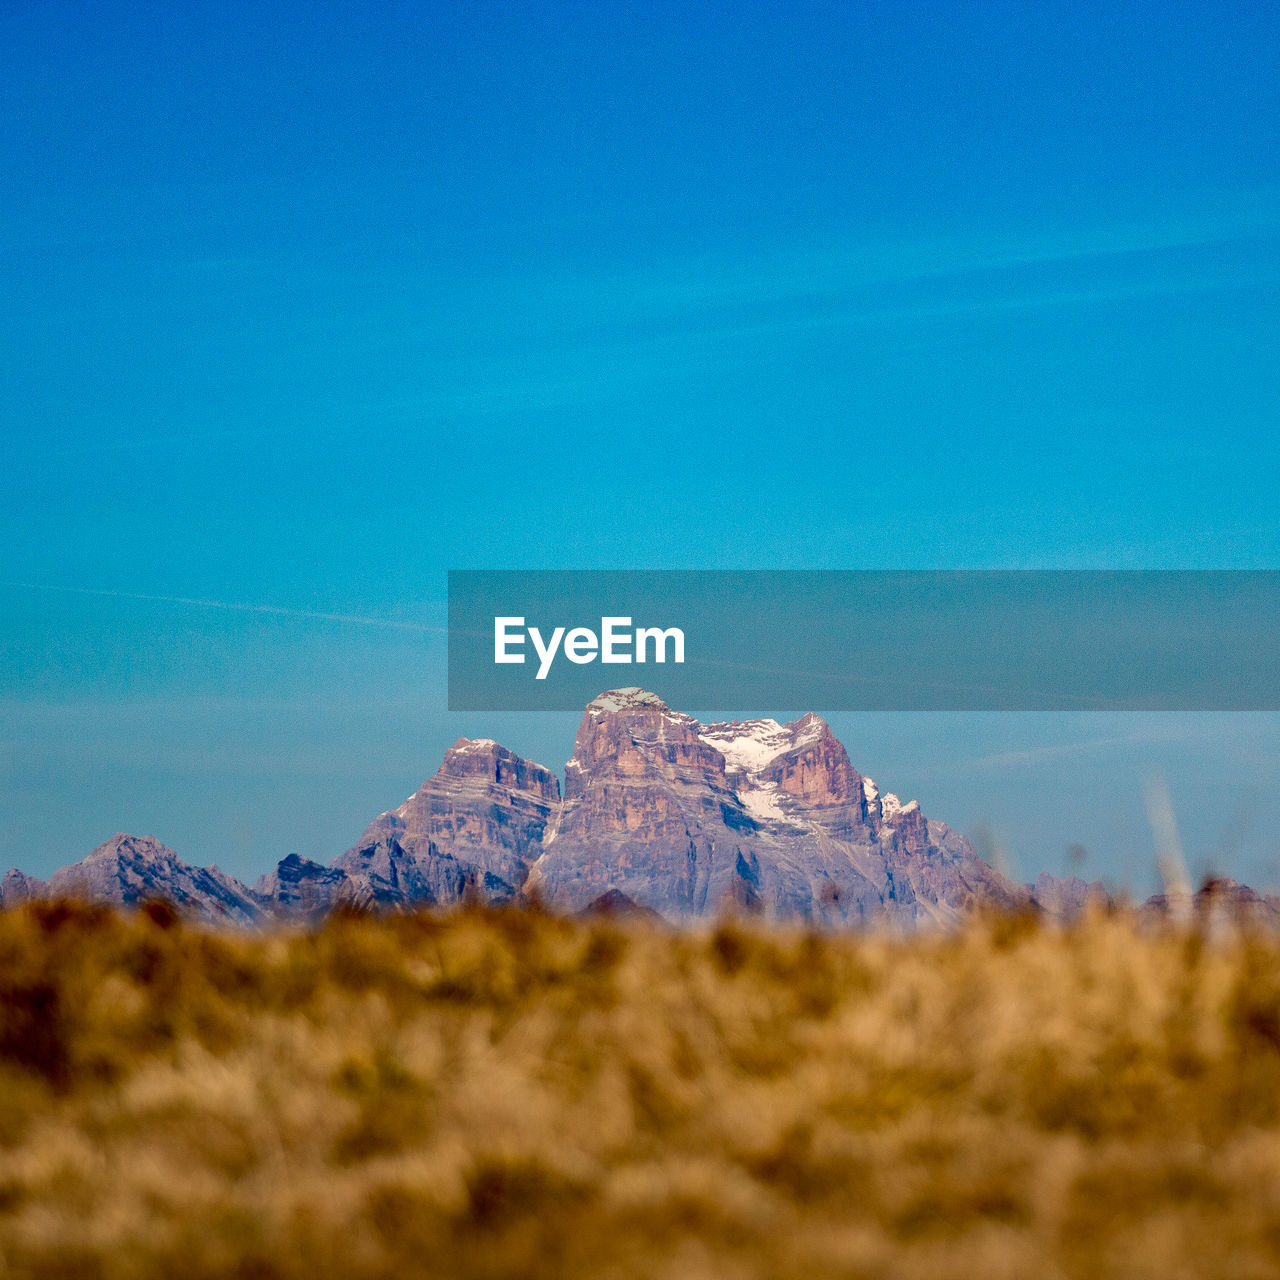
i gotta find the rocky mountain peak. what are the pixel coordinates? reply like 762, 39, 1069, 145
339, 733, 561, 900
0, 868, 46, 907
585, 688, 685, 717
253, 853, 354, 917
699, 712, 862, 811
84, 833, 176, 866
1029, 871, 1109, 921
432, 738, 561, 802
531, 690, 1033, 923
45, 833, 260, 926
880, 793, 920, 822
565, 688, 722, 800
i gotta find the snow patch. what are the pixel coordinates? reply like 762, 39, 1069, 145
588, 688, 670, 713
587, 689, 696, 733
699, 719, 790, 771
881, 793, 919, 821
698, 714, 826, 775
738, 782, 787, 823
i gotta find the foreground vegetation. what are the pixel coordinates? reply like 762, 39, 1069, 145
2, 901, 1280, 1279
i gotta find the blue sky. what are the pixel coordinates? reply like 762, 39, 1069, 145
2, 1, 1279, 889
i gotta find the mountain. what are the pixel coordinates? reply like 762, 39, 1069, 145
1028, 872, 1110, 921
337, 738, 560, 900
38, 833, 260, 926
251, 853, 356, 918
1142, 877, 1280, 929
245, 737, 561, 919
522, 689, 1026, 924
0, 868, 46, 907
12, 688, 1265, 929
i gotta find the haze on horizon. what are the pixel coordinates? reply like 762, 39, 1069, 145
2, 1, 1278, 891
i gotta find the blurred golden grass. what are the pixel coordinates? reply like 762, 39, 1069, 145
2, 900, 1280, 1279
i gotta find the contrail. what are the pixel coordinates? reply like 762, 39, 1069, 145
1, 581, 445, 633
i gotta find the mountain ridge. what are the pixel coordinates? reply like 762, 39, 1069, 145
3, 689, 1269, 927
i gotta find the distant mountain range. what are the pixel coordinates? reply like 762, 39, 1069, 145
4, 688, 1275, 928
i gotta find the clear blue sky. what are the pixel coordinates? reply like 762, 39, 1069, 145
2, 1, 1278, 890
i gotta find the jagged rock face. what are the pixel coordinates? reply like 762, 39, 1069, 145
328, 834, 506, 908
348, 738, 559, 895
45, 834, 260, 926
564, 692, 729, 805
749, 714, 864, 808
528, 689, 1027, 924
0, 868, 46, 907
703, 714, 876, 846
252, 853, 354, 918
531, 690, 761, 914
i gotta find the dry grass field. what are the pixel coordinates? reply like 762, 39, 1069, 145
2, 899, 1280, 1279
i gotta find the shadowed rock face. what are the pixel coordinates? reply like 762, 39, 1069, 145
45, 834, 260, 926
252, 853, 353, 917
252, 843, 467, 920
329, 834, 516, 909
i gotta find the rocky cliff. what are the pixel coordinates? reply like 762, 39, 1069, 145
523, 689, 1026, 924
